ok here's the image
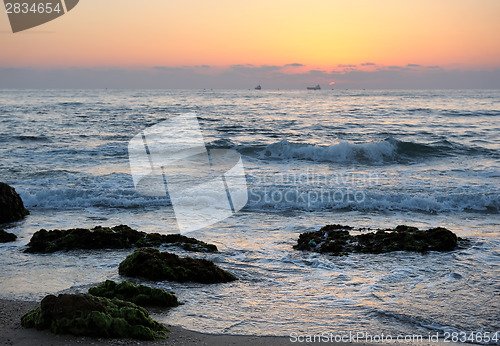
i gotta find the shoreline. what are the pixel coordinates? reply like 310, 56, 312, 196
1, 298, 295, 345
0, 298, 315, 345
0, 298, 464, 346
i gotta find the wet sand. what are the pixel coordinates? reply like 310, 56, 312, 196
2, 299, 461, 346
0, 299, 317, 345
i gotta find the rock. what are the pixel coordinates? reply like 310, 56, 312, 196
0, 229, 17, 243
24, 224, 218, 253
119, 248, 237, 283
0, 182, 29, 224
88, 280, 180, 308
294, 224, 463, 255
137, 232, 218, 252
21, 293, 168, 340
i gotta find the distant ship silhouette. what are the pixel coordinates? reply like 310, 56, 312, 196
307, 85, 321, 90
255, 85, 262, 90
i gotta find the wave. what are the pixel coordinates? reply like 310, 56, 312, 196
408, 109, 500, 117
0, 134, 51, 143
17, 184, 499, 215
18, 187, 171, 210
441, 110, 500, 117
13, 135, 51, 142
57, 102, 85, 107
245, 188, 500, 214
248, 138, 460, 164
15, 173, 171, 210
206, 138, 236, 149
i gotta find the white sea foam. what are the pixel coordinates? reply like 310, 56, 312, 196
16, 185, 500, 214
246, 188, 500, 213
259, 139, 397, 163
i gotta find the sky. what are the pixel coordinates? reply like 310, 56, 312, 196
1, 0, 500, 89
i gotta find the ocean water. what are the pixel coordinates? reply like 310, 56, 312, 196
0, 89, 499, 342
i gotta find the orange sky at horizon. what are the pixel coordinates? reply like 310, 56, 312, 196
1, 0, 499, 71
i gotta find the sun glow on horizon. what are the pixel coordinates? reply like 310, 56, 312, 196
1, 0, 499, 75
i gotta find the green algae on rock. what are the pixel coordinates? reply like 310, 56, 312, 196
0, 182, 29, 224
119, 247, 237, 283
89, 280, 180, 308
294, 224, 464, 255
0, 229, 17, 243
21, 293, 168, 340
24, 224, 218, 253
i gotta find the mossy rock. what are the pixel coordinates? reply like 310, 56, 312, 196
0, 182, 29, 224
0, 229, 17, 243
119, 248, 237, 283
89, 280, 180, 307
294, 224, 465, 255
24, 224, 218, 253
21, 293, 168, 340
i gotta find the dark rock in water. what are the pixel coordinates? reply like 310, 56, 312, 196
0, 182, 29, 224
137, 232, 218, 252
0, 229, 17, 243
89, 280, 180, 308
21, 293, 168, 340
119, 247, 237, 283
24, 224, 218, 253
294, 224, 463, 255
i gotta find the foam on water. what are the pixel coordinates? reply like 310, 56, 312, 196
246, 189, 500, 213
251, 138, 498, 164
259, 138, 396, 163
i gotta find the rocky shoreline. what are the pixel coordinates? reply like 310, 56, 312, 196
12, 222, 468, 341
119, 248, 237, 283
21, 293, 169, 340
1, 181, 471, 343
294, 224, 466, 255
1, 298, 300, 346
0, 229, 17, 243
24, 225, 218, 253
0, 182, 29, 224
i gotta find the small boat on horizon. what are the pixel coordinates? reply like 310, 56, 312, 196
255, 85, 262, 90
307, 85, 321, 90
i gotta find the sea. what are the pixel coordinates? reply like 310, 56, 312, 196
0, 89, 499, 343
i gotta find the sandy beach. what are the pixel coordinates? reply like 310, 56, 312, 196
4, 298, 383, 346
1, 298, 467, 346
0, 299, 297, 346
